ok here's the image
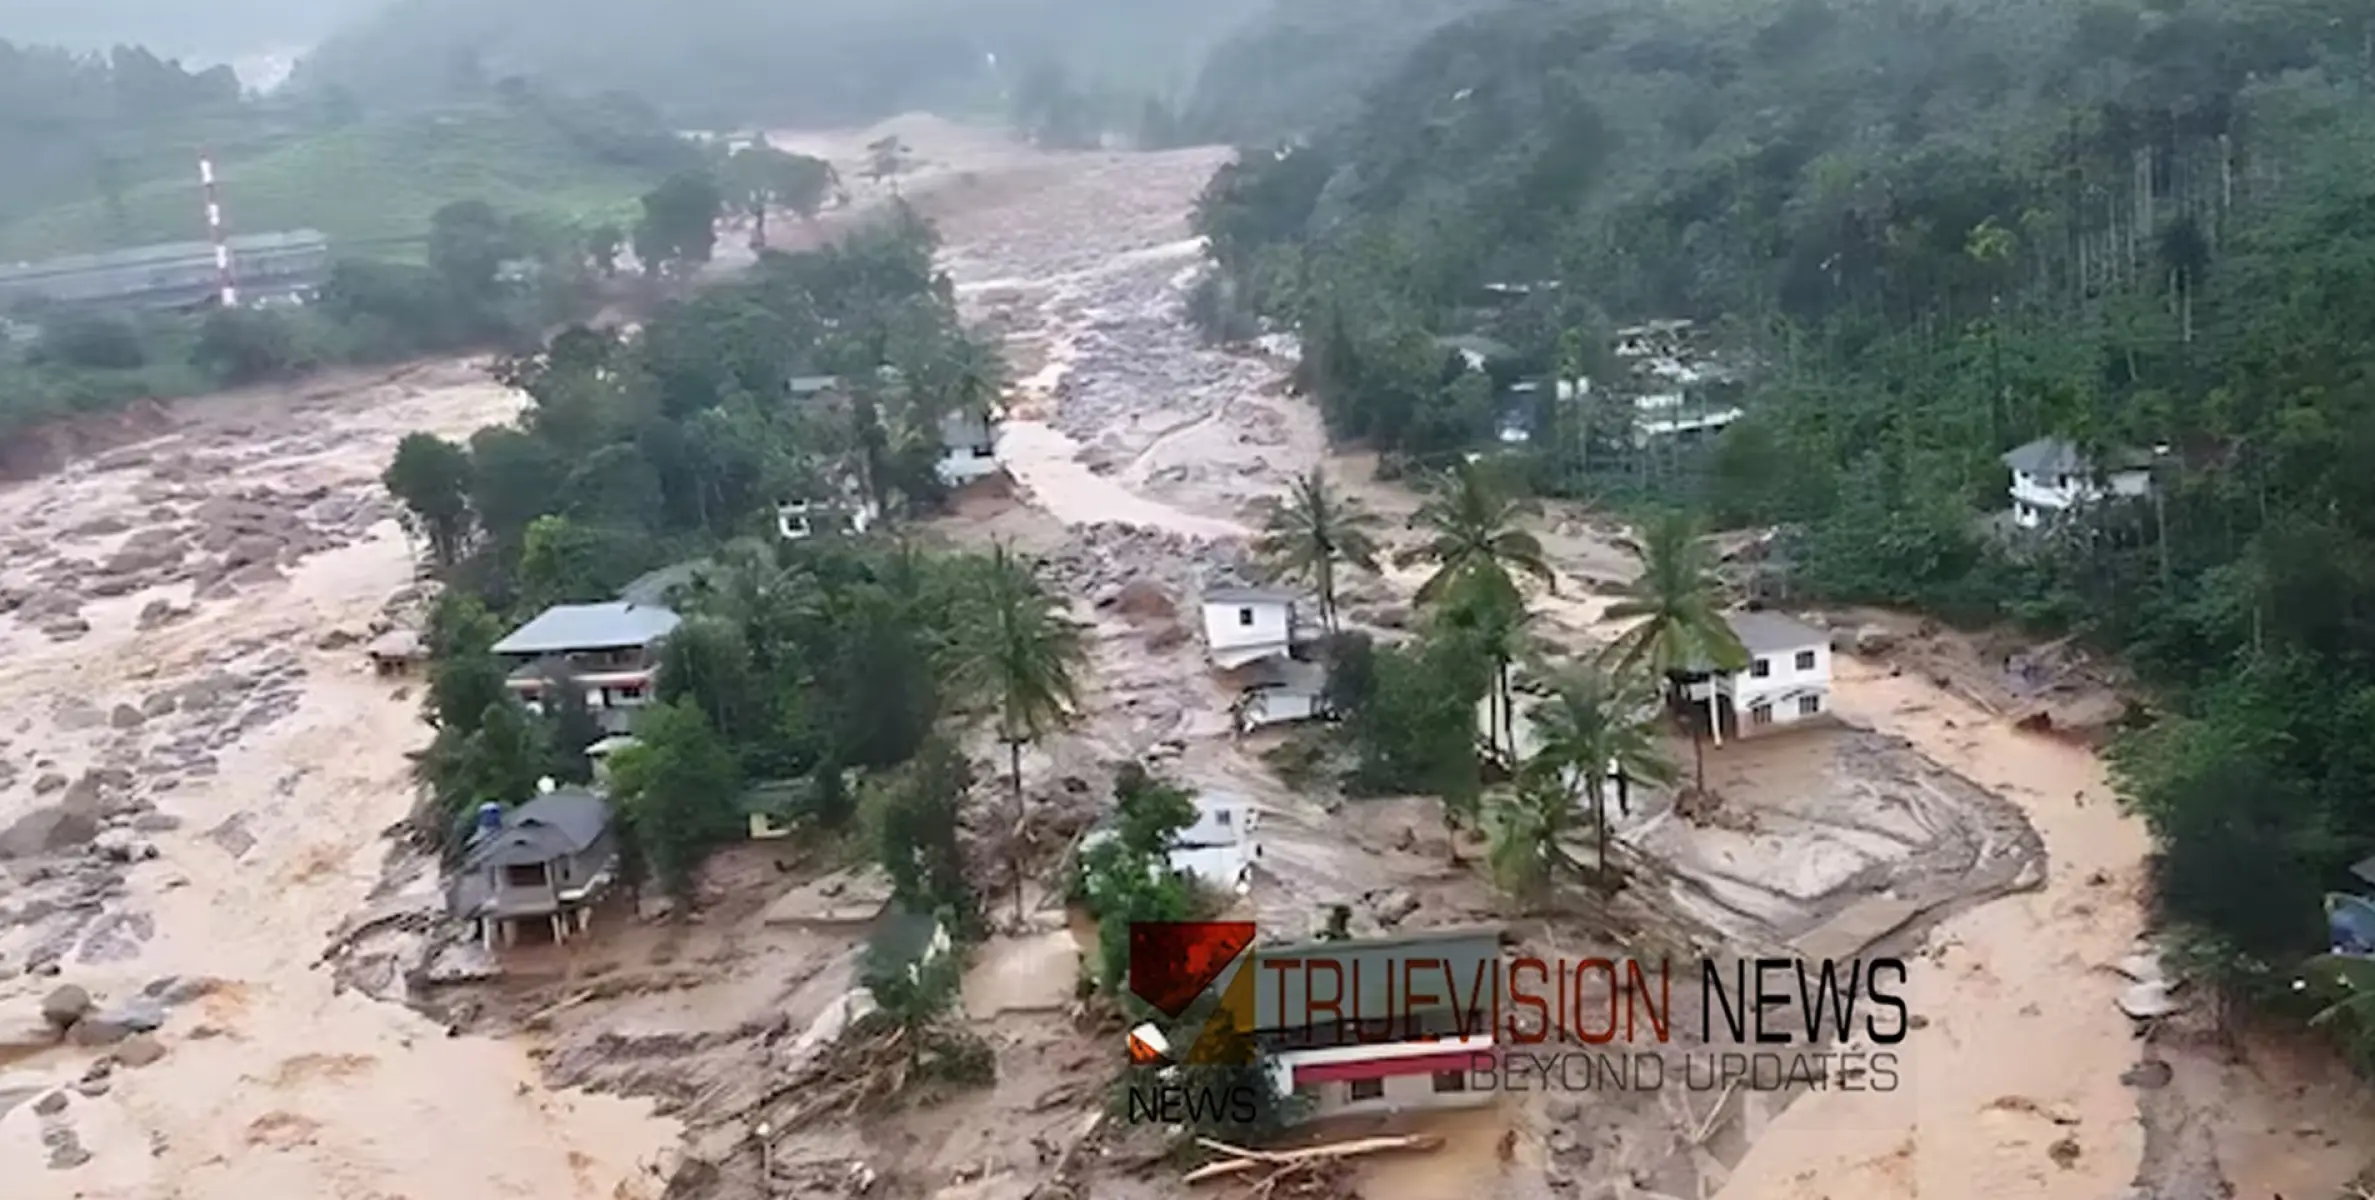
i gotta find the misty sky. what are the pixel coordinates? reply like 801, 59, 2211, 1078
0, 0, 380, 57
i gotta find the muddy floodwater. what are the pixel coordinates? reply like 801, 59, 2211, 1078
2, 114, 2372, 1200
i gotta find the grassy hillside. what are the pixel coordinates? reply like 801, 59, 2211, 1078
0, 102, 681, 259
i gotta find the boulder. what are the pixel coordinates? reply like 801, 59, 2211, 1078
0, 806, 100, 859
0, 1015, 59, 1065
39, 984, 92, 1028
65, 1014, 133, 1047
112, 1032, 166, 1068
109, 704, 145, 729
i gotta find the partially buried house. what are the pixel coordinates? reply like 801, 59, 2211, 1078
492, 601, 681, 735
1200, 586, 1327, 733
447, 784, 620, 950
1251, 926, 1503, 1122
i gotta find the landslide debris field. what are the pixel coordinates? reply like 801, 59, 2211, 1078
0, 116, 2370, 1200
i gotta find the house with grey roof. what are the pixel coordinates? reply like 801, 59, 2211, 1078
2001, 438, 2159, 529
1680, 609, 1835, 744
447, 784, 619, 949
1250, 925, 1502, 1121
493, 602, 681, 734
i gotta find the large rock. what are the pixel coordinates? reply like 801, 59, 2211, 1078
112, 1032, 166, 1068
0, 806, 101, 859
39, 984, 93, 1028
65, 1014, 134, 1047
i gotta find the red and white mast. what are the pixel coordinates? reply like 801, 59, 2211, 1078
199, 151, 237, 308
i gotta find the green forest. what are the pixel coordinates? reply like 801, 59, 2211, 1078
1193, 0, 2375, 1059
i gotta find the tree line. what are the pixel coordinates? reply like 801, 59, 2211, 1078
1192, 0, 2375, 1068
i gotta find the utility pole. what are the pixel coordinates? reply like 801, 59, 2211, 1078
199, 151, 237, 308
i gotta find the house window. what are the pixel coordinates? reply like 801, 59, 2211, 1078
1431, 1070, 1468, 1094
1795, 650, 1817, 671
1238, 608, 1255, 627
503, 862, 547, 888
1347, 1078, 1385, 1102
1213, 809, 1232, 827
1750, 658, 1771, 679
1750, 704, 1773, 727
1798, 695, 1822, 716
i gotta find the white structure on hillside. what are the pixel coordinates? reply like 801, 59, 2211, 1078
1683, 610, 1833, 745
2001, 438, 2157, 529
1237, 657, 1326, 731
1201, 587, 1304, 670
1081, 790, 1261, 896
936, 408, 1000, 486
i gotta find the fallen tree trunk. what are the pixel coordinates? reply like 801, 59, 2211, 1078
1182, 1133, 1442, 1184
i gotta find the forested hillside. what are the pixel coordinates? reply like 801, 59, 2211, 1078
1180, 0, 1495, 143
297, 0, 1270, 128
1196, 0, 2375, 1056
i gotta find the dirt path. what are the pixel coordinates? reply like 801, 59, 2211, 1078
0, 363, 680, 1197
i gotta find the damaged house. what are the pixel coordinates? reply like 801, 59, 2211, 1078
447, 784, 620, 950
1200, 586, 1328, 733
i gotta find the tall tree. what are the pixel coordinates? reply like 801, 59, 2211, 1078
1602, 512, 1745, 790
1253, 466, 1384, 634
1397, 459, 1555, 606
606, 699, 745, 900
383, 432, 475, 567
948, 542, 1088, 925
1511, 664, 1677, 888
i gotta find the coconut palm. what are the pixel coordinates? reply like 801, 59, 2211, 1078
948, 541, 1088, 923
1252, 466, 1384, 634
1428, 572, 1534, 770
1396, 458, 1556, 606
1519, 663, 1678, 883
1400, 461, 1555, 766
1602, 511, 1745, 789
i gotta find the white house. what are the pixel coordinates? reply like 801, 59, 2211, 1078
1683, 610, 1834, 744
1237, 657, 1326, 732
2002, 438, 2158, 529
1082, 790, 1261, 896
935, 408, 1001, 486
1201, 586, 1305, 670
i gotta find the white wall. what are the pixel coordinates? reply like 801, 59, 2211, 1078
1203, 601, 1293, 661
1721, 640, 1831, 736
2010, 467, 2152, 521
1273, 1036, 1498, 1121
1243, 688, 1318, 729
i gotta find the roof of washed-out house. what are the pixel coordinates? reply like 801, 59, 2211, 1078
1723, 609, 1828, 655
1204, 586, 1299, 607
2000, 437, 2157, 477
461, 787, 612, 869
1248, 925, 1505, 1032
492, 602, 681, 656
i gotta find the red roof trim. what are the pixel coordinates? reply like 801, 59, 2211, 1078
1292, 1049, 1496, 1086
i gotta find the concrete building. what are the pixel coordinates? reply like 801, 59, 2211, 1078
492, 602, 681, 734
1200, 587, 1307, 671
447, 785, 619, 949
1683, 610, 1834, 744
2001, 438, 2157, 529
1082, 790, 1261, 897
1251, 926, 1503, 1122
936, 407, 1000, 486
0, 229, 330, 313
1235, 657, 1326, 732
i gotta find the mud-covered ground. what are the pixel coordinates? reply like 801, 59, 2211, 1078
5, 114, 2372, 1200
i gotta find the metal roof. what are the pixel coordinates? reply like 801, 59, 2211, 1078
2001, 438, 2155, 477
492, 602, 680, 656
1204, 586, 1299, 607
460, 788, 612, 870
1724, 609, 1827, 655
617, 560, 712, 608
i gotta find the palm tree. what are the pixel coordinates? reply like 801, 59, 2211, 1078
1602, 511, 1745, 790
1397, 459, 1556, 606
1429, 572, 1534, 770
1252, 467, 1385, 634
949, 542, 1088, 924
1399, 461, 1556, 766
1519, 664, 1678, 883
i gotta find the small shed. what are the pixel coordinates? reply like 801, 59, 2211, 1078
367, 629, 427, 676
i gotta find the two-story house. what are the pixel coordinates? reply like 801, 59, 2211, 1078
447, 785, 620, 949
2001, 438, 2157, 529
1081, 790, 1263, 897
1200, 586, 1328, 732
492, 602, 682, 734
1684, 610, 1835, 745
936, 407, 1001, 486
